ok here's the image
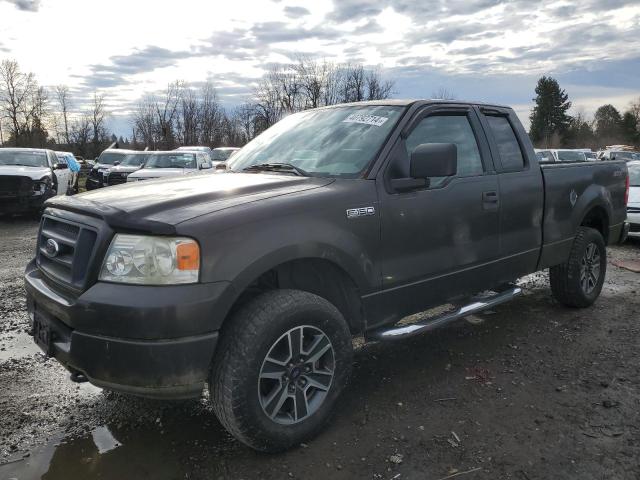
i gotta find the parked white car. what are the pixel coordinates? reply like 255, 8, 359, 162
536, 148, 587, 162
0, 148, 69, 214
627, 161, 640, 237
575, 149, 597, 161
211, 147, 240, 163
175, 146, 212, 155
600, 150, 640, 162
127, 151, 213, 182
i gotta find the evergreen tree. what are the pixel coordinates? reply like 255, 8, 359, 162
594, 104, 622, 143
564, 113, 595, 148
621, 111, 639, 147
529, 76, 572, 147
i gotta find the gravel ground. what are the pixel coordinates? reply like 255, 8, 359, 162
1, 217, 639, 480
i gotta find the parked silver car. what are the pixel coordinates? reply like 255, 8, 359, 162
127, 151, 213, 182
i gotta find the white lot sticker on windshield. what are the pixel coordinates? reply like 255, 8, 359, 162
342, 113, 389, 127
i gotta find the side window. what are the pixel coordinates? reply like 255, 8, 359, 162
485, 115, 525, 170
404, 114, 484, 186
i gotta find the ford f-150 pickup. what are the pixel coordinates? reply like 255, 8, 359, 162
24, 100, 630, 452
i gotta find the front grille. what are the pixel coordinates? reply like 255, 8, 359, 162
37, 215, 98, 290
628, 206, 640, 214
0, 175, 32, 196
106, 173, 128, 186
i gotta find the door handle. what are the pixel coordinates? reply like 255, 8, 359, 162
482, 191, 499, 210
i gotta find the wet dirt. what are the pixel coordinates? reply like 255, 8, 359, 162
1, 217, 639, 479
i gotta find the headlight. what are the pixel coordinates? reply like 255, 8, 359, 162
33, 176, 52, 195
99, 234, 200, 285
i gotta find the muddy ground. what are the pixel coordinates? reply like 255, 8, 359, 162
1, 216, 639, 480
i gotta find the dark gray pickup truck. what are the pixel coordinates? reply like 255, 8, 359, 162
24, 100, 630, 452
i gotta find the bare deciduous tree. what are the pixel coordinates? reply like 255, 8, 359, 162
89, 91, 108, 155
0, 59, 38, 145
431, 87, 457, 100
54, 85, 71, 145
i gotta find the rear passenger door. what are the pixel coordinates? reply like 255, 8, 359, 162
477, 108, 544, 278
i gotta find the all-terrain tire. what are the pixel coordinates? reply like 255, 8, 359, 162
549, 227, 606, 308
210, 289, 353, 452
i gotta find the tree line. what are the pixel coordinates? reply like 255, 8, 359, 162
529, 76, 640, 149
0, 59, 111, 158
2, 56, 639, 157
131, 58, 394, 150
0, 57, 395, 157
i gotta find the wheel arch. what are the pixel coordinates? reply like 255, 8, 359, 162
217, 251, 368, 335
579, 204, 610, 243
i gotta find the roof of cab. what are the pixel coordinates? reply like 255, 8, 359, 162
319, 99, 512, 109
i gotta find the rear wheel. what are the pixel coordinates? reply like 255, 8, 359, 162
210, 289, 353, 452
550, 227, 606, 307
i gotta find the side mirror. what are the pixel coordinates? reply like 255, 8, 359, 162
54, 163, 68, 170
200, 163, 212, 170
113, 160, 120, 166
410, 143, 457, 178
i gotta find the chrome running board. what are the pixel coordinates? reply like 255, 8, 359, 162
368, 286, 522, 341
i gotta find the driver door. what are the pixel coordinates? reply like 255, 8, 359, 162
370, 106, 501, 326
49, 151, 69, 195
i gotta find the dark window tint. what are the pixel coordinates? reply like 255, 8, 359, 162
486, 116, 524, 170
405, 115, 483, 186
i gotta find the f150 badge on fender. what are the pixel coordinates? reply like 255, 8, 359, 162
346, 206, 375, 218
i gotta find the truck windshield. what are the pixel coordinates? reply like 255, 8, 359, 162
97, 151, 130, 165
211, 149, 236, 161
557, 151, 585, 162
120, 154, 149, 166
227, 106, 405, 177
629, 163, 640, 186
144, 153, 197, 169
0, 150, 48, 167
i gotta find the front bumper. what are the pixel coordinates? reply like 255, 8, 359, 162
24, 261, 228, 399
84, 176, 103, 190
627, 211, 640, 236
0, 192, 52, 214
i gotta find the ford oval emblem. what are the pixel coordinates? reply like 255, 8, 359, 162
45, 238, 59, 257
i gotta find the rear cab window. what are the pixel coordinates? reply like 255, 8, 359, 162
483, 114, 526, 171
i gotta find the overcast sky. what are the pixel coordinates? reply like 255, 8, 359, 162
1, 0, 639, 136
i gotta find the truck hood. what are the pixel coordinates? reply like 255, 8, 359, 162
129, 168, 193, 179
0, 165, 51, 180
46, 172, 333, 232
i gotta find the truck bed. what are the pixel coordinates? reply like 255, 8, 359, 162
538, 160, 628, 269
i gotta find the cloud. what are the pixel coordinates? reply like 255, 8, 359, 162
84, 46, 191, 89
1, 0, 39, 11
283, 6, 310, 18
353, 19, 384, 35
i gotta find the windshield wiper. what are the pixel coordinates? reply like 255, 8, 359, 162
242, 163, 309, 177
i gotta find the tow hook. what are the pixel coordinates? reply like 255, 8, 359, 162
70, 371, 88, 383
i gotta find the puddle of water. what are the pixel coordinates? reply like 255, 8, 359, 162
0, 412, 234, 480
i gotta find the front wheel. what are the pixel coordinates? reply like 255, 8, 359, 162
210, 290, 353, 452
550, 227, 607, 307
